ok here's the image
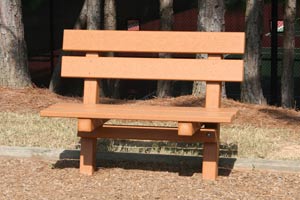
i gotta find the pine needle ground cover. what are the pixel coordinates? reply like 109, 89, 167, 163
0, 87, 299, 160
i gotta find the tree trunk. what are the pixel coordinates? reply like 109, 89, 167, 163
50, 0, 106, 96
87, 0, 101, 30
192, 0, 226, 97
156, 0, 174, 98
104, 0, 120, 99
281, 0, 296, 108
104, 0, 116, 30
74, 0, 88, 30
241, 0, 266, 104
0, 0, 31, 88
49, 0, 89, 93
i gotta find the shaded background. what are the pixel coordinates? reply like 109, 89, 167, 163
22, 0, 300, 106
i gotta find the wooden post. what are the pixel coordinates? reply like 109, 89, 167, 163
202, 54, 222, 180
80, 136, 97, 175
79, 53, 99, 175
178, 122, 201, 136
202, 123, 220, 180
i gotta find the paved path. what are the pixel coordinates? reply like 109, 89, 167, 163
1, 145, 300, 172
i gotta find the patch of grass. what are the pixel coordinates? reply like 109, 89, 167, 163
0, 112, 299, 160
0, 112, 78, 149
221, 125, 300, 160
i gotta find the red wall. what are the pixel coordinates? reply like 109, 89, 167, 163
139, 4, 300, 48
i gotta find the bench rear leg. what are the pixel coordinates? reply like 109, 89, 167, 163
80, 137, 97, 175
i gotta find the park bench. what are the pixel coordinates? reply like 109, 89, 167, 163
41, 30, 245, 180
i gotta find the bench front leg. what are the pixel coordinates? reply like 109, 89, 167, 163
202, 123, 220, 180
202, 141, 219, 180
80, 137, 97, 175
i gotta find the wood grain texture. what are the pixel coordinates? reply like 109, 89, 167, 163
79, 54, 99, 175
40, 103, 238, 123
61, 56, 243, 82
40, 29, 245, 180
206, 82, 222, 108
78, 119, 108, 132
63, 30, 245, 54
78, 79, 99, 132
203, 54, 222, 180
202, 122, 220, 180
80, 138, 97, 175
83, 79, 99, 104
178, 122, 201, 136
78, 125, 217, 143
202, 142, 220, 180
205, 55, 223, 108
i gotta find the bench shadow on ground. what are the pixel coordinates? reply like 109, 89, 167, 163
53, 151, 237, 177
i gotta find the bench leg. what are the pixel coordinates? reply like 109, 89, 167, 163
202, 142, 219, 180
80, 137, 97, 175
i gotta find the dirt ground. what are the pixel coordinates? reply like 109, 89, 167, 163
0, 156, 299, 200
0, 87, 300, 199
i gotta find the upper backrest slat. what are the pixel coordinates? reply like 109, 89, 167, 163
63, 30, 245, 54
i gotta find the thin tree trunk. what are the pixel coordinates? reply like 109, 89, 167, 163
87, 0, 101, 30
104, 0, 116, 30
104, 0, 120, 99
281, 0, 296, 108
0, 0, 31, 88
50, 0, 106, 97
192, 0, 226, 97
49, 0, 88, 93
74, 0, 88, 30
241, 0, 266, 104
157, 0, 174, 98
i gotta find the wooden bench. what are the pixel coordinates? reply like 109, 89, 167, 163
41, 30, 245, 180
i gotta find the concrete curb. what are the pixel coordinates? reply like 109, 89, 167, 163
1, 146, 300, 173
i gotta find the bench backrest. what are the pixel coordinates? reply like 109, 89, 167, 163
61, 30, 245, 108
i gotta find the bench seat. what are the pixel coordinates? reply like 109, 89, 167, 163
40, 103, 238, 123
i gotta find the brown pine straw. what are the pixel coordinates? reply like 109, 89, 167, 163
0, 87, 299, 130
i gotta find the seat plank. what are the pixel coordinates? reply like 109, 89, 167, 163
61, 56, 243, 82
63, 30, 245, 54
40, 103, 238, 123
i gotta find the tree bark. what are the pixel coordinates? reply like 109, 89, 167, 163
104, 0, 120, 98
74, 0, 88, 30
87, 0, 101, 30
192, 0, 226, 97
281, 0, 296, 108
156, 0, 174, 98
241, 0, 266, 104
50, 0, 106, 96
0, 0, 31, 88
104, 0, 116, 30
49, 0, 89, 93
